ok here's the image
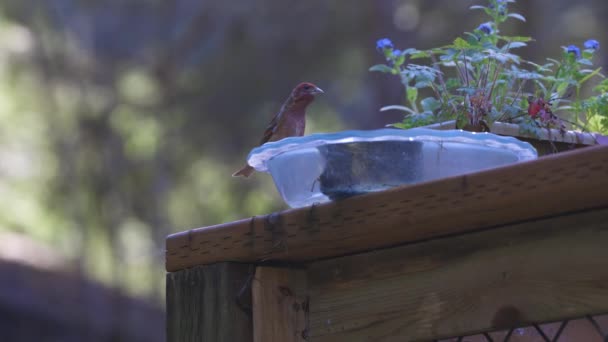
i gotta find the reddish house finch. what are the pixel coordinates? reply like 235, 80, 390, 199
232, 82, 324, 177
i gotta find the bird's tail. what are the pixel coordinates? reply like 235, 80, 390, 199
232, 165, 255, 178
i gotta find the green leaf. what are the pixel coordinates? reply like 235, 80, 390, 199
556, 82, 569, 96
533, 79, 548, 95
501, 104, 522, 119
369, 64, 395, 74
577, 59, 593, 66
555, 105, 573, 111
507, 13, 526, 22
504, 42, 527, 50
579, 67, 602, 85
402, 48, 420, 55
383, 48, 394, 60
582, 50, 594, 60
445, 78, 461, 90
594, 79, 608, 92
501, 35, 533, 42
464, 32, 482, 44
410, 51, 430, 59
380, 105, 417, 115
469, 5, 486, 10
393, 54, 405, 67
466, 34, 486, 48
414, 81, 432, 88
457, 87, 478, 96
398, 112, 437, 129
407, 87, 418, 106
512, 70, 542, 80
485, 49, 520, 64
390, 122, 411, 129
453, 37, 471, 49
421, 97, 441, 112
523, 60, 553, 72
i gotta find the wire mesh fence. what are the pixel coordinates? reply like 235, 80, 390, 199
437, 314, 608, 342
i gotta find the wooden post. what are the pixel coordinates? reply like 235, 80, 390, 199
166, 262, 253, 342
252, 267, 308, 342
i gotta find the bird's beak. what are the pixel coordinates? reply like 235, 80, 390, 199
312, 86, 324, 95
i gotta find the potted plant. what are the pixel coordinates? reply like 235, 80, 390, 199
371, 0, 607, 155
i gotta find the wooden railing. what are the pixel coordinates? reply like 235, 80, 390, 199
166, 145, 608, 341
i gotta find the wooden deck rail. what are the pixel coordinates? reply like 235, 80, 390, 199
166, 145, 608, 341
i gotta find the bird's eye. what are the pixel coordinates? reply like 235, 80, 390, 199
304, 85, 311, 90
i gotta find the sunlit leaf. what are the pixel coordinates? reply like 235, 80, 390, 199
577, 59, 593, 66
369, 64, 396, 74
407, 86, 418, 105
453, 37, 471, 49
579, 67, 602, 84
504, 42, 527, 50
402, 48, 420, 56
501, 35, 533, 42
507, 13, 526, 22
380, 105, 417, 115
421, 97, 441, 112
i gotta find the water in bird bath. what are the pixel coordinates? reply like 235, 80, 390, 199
418, 141, 520, 181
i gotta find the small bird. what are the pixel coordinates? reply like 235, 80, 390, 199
232, 82, 324, 177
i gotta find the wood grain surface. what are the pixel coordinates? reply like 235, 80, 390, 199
166, 145, 608, 271
253, 267, 308, 342
166, 263, 253, 342
307, 208, 608, 341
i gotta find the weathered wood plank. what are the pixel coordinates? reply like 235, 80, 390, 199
252, 267, 308, 342
306, 208, 608, 342
166, 145, 608, 272
166, 263, 253, 342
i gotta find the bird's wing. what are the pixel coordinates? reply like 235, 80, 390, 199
258, 95, 292, 144
259, 113, 280, 145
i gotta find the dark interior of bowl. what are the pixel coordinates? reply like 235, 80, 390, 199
317, 140, 423, 200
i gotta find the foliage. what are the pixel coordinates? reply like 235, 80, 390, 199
371, 0, 608, 135
0, 0, 351, 302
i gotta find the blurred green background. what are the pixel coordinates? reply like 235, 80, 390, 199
0, 0, 605, 308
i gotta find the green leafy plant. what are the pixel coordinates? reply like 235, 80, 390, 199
371, 0, 608, 135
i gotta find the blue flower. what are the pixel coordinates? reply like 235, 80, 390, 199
566, 45, 581, 58
477, 22, 493, 34
584, 39, 600, 50
376, 38, 393, 51
392, 49, 402, 57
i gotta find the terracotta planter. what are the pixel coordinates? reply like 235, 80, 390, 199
425, 120, 604, 156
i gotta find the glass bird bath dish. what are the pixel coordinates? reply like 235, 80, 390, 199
247, 128, 537, 208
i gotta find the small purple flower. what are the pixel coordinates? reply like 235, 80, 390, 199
477, 22, 493, 34
566, 45, 581, 58
376, 38, 393, 51
584, 39, 600, 50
